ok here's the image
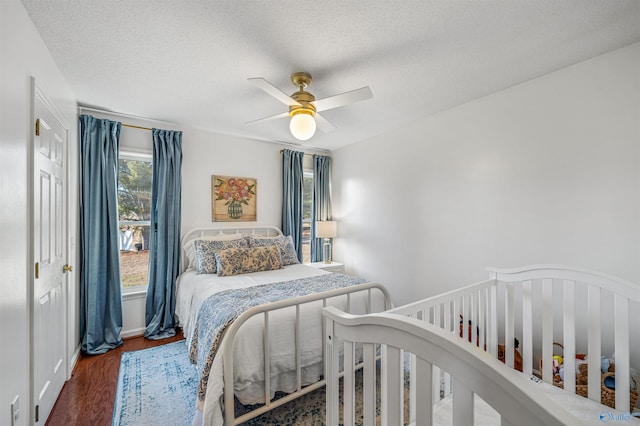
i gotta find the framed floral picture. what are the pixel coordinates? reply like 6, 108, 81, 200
211, 176, 257, 221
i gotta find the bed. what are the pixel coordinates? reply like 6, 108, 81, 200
324, 265, 640, 425
175, 226, 392, 425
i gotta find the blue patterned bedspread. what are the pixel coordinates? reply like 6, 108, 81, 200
189, 272, 367, 401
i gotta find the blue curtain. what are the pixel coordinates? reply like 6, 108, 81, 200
78, 114, 123, 354
282, 149, 304, 261
311, 155, 333, 262
145, 129, 183, 340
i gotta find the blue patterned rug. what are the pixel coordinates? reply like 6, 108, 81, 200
112, 340, 395, 425
112, 341, 197, 426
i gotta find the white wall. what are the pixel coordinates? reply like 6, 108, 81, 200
180, 128, 286, 232
0, 0, 78, 425
332, 42, 640, 307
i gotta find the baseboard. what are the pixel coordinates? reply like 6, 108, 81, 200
121, 327, 146, 339
68, 344, 81, 378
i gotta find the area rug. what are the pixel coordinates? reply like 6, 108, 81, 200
112, 341, 198, 426
239, 370, 388, 426
113, 341, 407, 425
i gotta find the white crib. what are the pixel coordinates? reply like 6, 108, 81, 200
323, 265, 640, 425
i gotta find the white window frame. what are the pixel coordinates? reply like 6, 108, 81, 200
301, 170, 314, 264
118, 150, 152, 295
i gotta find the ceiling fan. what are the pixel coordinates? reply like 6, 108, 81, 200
247, 72, 373, 141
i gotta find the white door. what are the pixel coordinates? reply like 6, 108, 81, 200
33, 84, 68, 424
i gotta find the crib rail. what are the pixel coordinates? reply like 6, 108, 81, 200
489, 265, 640, 411
221, 282, 392, 425
387, 278, 498, 355
366, 265, 640, 414
324, 306, 580, 426
386, 278, 499, 407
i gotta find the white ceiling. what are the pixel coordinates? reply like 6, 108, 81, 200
21, 0, 640, 151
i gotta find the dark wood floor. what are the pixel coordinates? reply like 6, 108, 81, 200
46, 330, 185, 426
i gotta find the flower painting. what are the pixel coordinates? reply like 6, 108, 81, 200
212, 175, 257, 221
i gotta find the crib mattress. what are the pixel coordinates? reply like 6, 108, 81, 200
433, 377, 639, 425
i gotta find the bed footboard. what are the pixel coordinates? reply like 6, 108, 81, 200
221, 282, 392, 425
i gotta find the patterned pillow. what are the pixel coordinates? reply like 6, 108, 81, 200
183, 233, 243, 270
194, 238, 248, 274
215, 246, 282, 277
246, 235, 300, 266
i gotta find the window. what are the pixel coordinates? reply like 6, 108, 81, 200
301, 171, 313, 263
118, 153, 152, 292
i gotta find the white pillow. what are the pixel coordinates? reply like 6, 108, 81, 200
183, 233, 243, 270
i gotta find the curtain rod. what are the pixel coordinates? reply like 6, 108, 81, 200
122, 123, 152, 131
279, 149, 327, 157
78, 105, 174, 131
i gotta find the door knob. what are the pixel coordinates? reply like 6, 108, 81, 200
63, 264, 73, 273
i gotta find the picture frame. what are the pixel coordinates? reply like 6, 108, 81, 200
211, 175, 257, 222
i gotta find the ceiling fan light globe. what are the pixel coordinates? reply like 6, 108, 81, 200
289, 112, 316, 141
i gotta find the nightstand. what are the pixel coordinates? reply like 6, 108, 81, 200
307, 261, 344, 273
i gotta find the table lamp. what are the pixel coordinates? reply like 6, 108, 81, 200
315, 220, 337, 264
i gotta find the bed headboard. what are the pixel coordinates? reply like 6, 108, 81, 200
180, 225, 283, 273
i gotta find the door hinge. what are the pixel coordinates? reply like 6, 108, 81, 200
35, 118, 40, 136
35, 262, 39, 279
35, 404, 39, 422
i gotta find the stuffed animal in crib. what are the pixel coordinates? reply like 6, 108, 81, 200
460, 316, 523, 372
497, 339, 524, 372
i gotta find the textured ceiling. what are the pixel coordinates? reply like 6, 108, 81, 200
21, 0, 640, 151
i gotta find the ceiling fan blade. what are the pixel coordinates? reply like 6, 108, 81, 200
246, 111, 289, 125
312, 86, 373, 112
248, 77, 301, 107
315, 112, 337, 133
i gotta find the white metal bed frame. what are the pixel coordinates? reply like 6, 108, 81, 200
223, 281, 391, 424
179, 226, 393, 425
324, 265, 640, 425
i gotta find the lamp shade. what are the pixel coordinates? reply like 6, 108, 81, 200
316, 220, 337, 238
290, 112, 316, 140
